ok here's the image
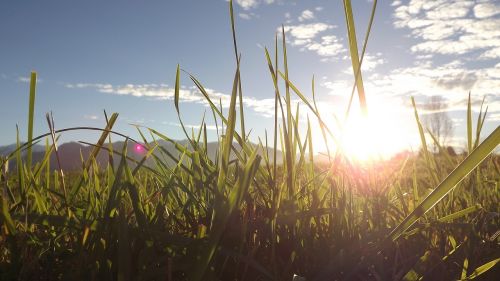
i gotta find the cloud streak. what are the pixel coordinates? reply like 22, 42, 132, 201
233, 0, 275, 10
393, 0, 500, 59
281, 23, 345, 58
65, 82, 279, 118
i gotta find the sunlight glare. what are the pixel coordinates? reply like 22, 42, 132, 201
339, 113, 383, 162
313, 98, 418, 162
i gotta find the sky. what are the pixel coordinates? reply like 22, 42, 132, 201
1, 0, 499, 156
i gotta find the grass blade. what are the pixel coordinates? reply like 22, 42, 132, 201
27, 71, 37, 167
342, 0, 367, 115
467, 92, 473, 154
389, 126, 500, 241
463, 257, 500, 280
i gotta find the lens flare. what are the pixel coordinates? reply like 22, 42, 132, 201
134, 144, 145, 153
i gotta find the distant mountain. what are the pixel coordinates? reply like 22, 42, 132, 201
0, 140, 282, 171
0, 143, 45, 156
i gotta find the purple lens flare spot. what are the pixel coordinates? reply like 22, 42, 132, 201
135, 144, 146, 153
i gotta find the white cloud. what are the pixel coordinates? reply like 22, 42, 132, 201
235, 0, 258, 10
233, 0, 275, 10
239, 13, 252, 20
166, 122, 218, 131
489, 112, 500, 121
84, 114, 99, 120
65, 83, 279, 118
362, 53, 386, 71
282, 23, 333, 40
473, 2, 500, 18
305, 35, 344, 57
281, 23, 345, 58
393, 0, 500, 59
324, 58, 500, 109
425, 1, 473, 20
17, 76, 42, 83
479, 47, 500, 59
298, 10, 315, 22
17, 77, 30, 83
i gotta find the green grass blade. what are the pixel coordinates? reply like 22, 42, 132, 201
217, 64, 240, 193
27, 71, 37, 167
437, 204, 482, 222
389, 125, 500, 241
277, 71, 339, 147
70, 113, 119, 200
344, 0, 377, 118
229, 0, 246, 144
474, 98, 487, 149
342, 0, 367, 115
411, 97, 440, 185
190, 63, 240, 281
463, 257, 500, 280
273, 34, 279, 184
1, 194, 17, 235
467, 92, 473, 154
174, 64, 180, 113
15, 126, 26, 201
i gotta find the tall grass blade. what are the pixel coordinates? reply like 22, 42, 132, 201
389, 126, 500, 241
174, 64, 180, 113
463, 257, 500, 280
467, 92, 473, 154
27, 71, 37, 167
342, 0, 367, 115
190, 62, 240, 281
70, 113, 119, 200
345, 0, 377, 118
411, 97, 439, 185
229, 0, 246, 144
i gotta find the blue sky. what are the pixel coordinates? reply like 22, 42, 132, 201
1, 0, 499, 155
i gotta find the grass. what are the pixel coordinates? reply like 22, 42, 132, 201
1, 0, 499, 280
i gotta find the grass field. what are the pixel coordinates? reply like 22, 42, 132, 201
1, 1, 499, 280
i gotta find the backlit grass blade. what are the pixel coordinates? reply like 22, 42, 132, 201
474, 97, 487, 149
273, 34, 278, 184
307, 116, 314, 177
217, 64, 239, 193
281, 26, 295, 199
389, 126, 500, 241
277, 71, 339, 147
467, 92, 472, 153
3, 127, 137, 163
281, 25, 292, 146
70, 113, 119, 200
411, 97, 440, 185
46, 112, 67, 201
344, 0, 377, 119
27, 71, 37, 167
174, 64, 180, 113
104, 110, 115, 170
312, 75, 331, 160
15, 126, 26, 200
190, 62, 240, 281
1, 187, 17, 235
229, 0, 246, 144
462, 258, 500, 280
427, 128, 454, 167
437, 204, 482, 222
342, 0, 367, 115
174, 65, 198, 149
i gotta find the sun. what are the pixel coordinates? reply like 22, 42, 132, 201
338, 113, 384, 162
313, 98, 417, 162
